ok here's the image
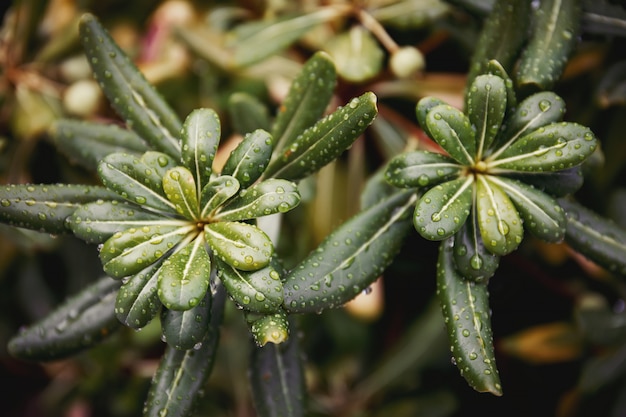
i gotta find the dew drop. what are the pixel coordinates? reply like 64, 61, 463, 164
538, 100, 551, 112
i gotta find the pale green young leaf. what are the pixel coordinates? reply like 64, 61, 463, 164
200, 176, 240, 218
162, 167, 200, 219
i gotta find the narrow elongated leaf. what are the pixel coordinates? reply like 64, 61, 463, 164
205, 221, 273, 271
284, 191, 415, 313
360, 165, 402, 210
0, 184, 119, 234
181, 108, 220, 194
161, 289, 212, 350
385, 150, 462, 189
8, 277, 121, 361
475, 175, 523, 256
79, 14, 182, 158
558, 198, 626, 275
51, 119, 148, 171
200, 176, 240, 218
437, 238, 502, 396
162, 167, 200, 219
453, 216, 500, 283
265, 92, 377, 181
490, 176, 566, 242
426, 104, 475, 165
217, 259, 283, 313
227, 92, 271, 135
486, 60, 517, 114
490, 123, 597, 172
222, 129, 273, 188
249, 317, 305, 417
100, 224, 195, 278
115, 260, 163, 329
413, 177, 473, 241
245, 309, 290, 346
416, 96, 446, 138
157, 234, 212, 311
466, 74, 507, 159
144, 283, 226, 417
215, 179, 300, 221
271, 51, 336, 154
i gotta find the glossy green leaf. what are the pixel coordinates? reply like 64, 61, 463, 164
215, 179, 300, 221
100, 224, 195, 278
144, 283, 225, 417
436, 238, 502, 396
8, 277, 121, 361
466, 74, 507, 159
385, 150, 462, 189
265, 92, 377, 181
51, 119, 148, 171
221, 129, 273, 188
115, 260, 163, 329
425, 104, 475, 165
558, 198, 626, 275
161, 289, 212, 350
227, 92, 271, 135
360, 165, 403, 211
163, 167, 200, 219
413, 177, 473, 241
200, 176, 240, 218
486, 60, 517, 114
284, 191, 415, 313
217, 259, 283, 313
205, 221, 273, 271
453, 216, 500, 283
157, 234, 212, 311
504, 166, 583, 197
490, 176, 566, 242
246, 309, 290, 346
98, 153, 176, 213
79, 14, 182, 158
140, 151, 178, 178
475, 175, 523, 255
270, 51, 336, 155
181, 108, 220, 193
416, 96, 446, 138
325, 25, 384, 83
0, 184, 119, 234
489, 122, 597, 172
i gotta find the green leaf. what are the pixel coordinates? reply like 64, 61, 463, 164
249, 318, 305, 417
284, 191, 415, 313
504, 166, 583, 197
51, 119, 148, 171
558, 198, 626, 275
215, 179, 300, 221
161, 289, 212, 350
270, 51, 336, 155
425, 104, 475, 165
385, 150, 462, 189
325, 25, 384, 83
413, 177, 473, 241
515, 0, 582, 92
490, 176, 566, 242
436, 238, 502, 396
115, 260, 163, 329
157, 234, 212, 311
162, 167, 200, 219
100, 224, 195, 278
181, 108, 220, 194
140, 151, 178, 177
265, 92, 378, 181
144, 283, 225, 417
475, 175, 523, 256
227, 92, 271, 135
0, 184, 119, 234
200, 176, 240, 218
486, 60, 517, 114
466, 74, 507, 159
246, 309, 290, 346
360, 165, 402, 210
221, 129, 274, 188
79, 14, 182, 158
217, 259, 283, 313
489, 122, 597, 172
416, 96, 446, 138
453, 216, 500, 283
8, 277, 121, 361
205, 221, 273, 271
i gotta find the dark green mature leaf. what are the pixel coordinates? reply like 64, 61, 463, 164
558, 198, 626, 275
360, 165, 402, 210
264, 92, 377, 181
181, 108, 220, 194
283, 191, 415, 313
144, 283, 226, 417
416, 96, 446, 138
217, 259, 283, 313
246, 309, 290, 346
453, 216, 500, 283
413, 177, 473, 241
0, 184, 119, 234
437, 238, 502, 396
200, 176, 240, 218
205, 221, 273, 271
385, 150, 462, 189
79, 13, 182, 158
162, 167, 200, 220
141, 151, 178, 177
270, 51, 336, 155
504, 166, 583, 197
227, 92, 271, 135
115, 260, 163, 329
215, 179, 300, 221
425, 104, 475, 165
249, 318, 305, 417
8, 277, 121, 361
51, 119, 148, 171
161, 289, 212, 350
486, 60, 517, 114
157, 234, 212, 311
222, 129, 273, 188
466, 74, 507, 159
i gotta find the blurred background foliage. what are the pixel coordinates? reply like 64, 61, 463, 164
2, 0, 626, 416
